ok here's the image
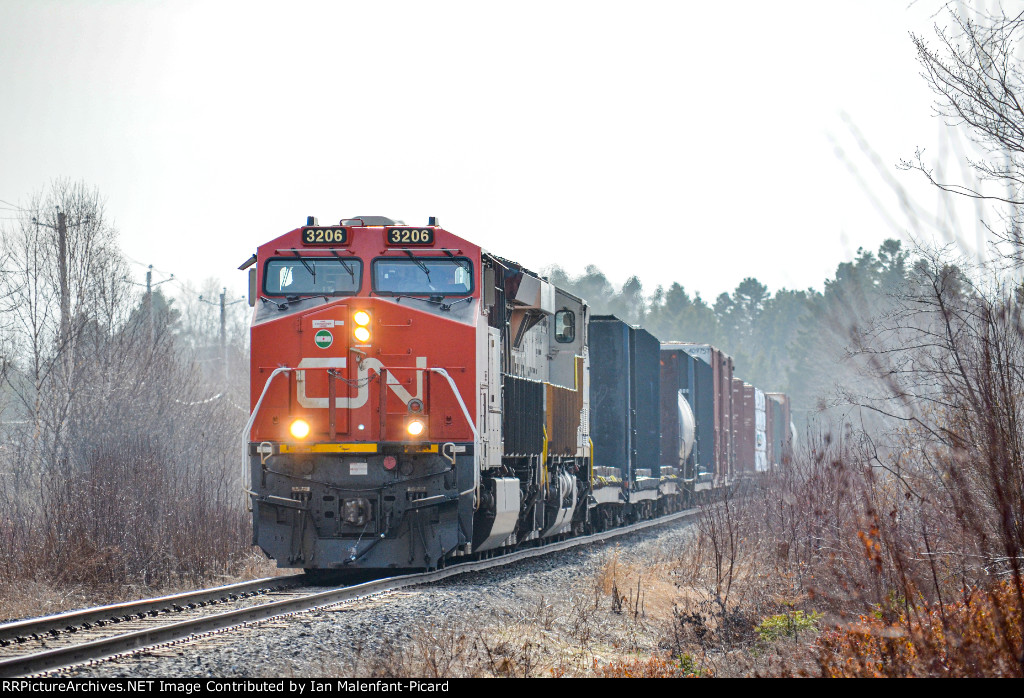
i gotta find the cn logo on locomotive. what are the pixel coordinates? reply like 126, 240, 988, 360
294, 356, 428, 409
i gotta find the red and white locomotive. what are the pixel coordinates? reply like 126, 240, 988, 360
243, 216, 791, 572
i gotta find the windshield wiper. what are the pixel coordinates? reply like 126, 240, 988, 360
441, 249, 471, 273
290, 251, 316, 283
260, 296, 288, 310
382, 294, 473, 312
439, 296, 473, 312
261, 294, 334, 310
331, 251, 355, 280
389, 294, 441, 307
403, 250, 431, 281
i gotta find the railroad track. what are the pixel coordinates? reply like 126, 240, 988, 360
0, 506, 701, 677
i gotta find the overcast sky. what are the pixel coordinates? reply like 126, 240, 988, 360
0, 1, 999, 303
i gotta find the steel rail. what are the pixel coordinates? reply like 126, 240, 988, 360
0, 506, 700, 678
0, 574, 306, 646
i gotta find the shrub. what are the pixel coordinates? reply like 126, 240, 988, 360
816, 580, 1024, 677
756, 610, 823, 643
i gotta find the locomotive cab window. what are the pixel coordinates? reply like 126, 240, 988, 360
554, 309, 575, 343
264, 258, 362, 296
372, 258, 473, 296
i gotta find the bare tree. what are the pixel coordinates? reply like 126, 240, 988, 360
907, 5, 1024, 264
0, 180, 125, 493
0, 181, 254, 592
828, 244, 1024, 673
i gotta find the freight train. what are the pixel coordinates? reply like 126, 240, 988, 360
242, 217, 793, 572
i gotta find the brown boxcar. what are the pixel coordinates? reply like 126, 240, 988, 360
732, 380, 756, 475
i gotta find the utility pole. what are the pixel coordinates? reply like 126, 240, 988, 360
146, 265, 153, 345
135, 265, 173, 346
220, 288, 227, 383
57, 211, 69, 342
200, 288, 244, 385
32, 207, 89, 349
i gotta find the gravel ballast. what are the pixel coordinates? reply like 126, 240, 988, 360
52, 518, 697, 678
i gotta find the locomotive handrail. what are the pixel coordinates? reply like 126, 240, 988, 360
242, 366, 293, 504
273, 247, 357, 255
381, 247, 463, 254
428, 367, 479, 509
243, 364, 480, 509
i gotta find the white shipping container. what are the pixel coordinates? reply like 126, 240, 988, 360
754, 388, 767, 472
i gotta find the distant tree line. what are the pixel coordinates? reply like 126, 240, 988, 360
547, 237, 911, 423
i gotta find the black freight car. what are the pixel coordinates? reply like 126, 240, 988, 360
589, 316, 661, 514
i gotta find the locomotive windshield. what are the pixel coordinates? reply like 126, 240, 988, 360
264, 257, 362, 296
372, 258, 473, 296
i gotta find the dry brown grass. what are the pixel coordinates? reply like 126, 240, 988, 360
0, 436, 270, 622
596, 546, 680, 621
0, 546, 284, 623
276, 543, 722, 678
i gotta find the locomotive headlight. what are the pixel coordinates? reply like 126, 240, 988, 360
406, 419, 425, 437
289, 418, 311, 439
353, 310, 372, 343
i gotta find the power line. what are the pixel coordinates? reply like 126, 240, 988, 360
0, 199, 28, 211
168, 277, 198, 297
168, 278, 211, 300
122, 254, 148, 267
123, 255, 175, 278
124, 256, 246, 307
